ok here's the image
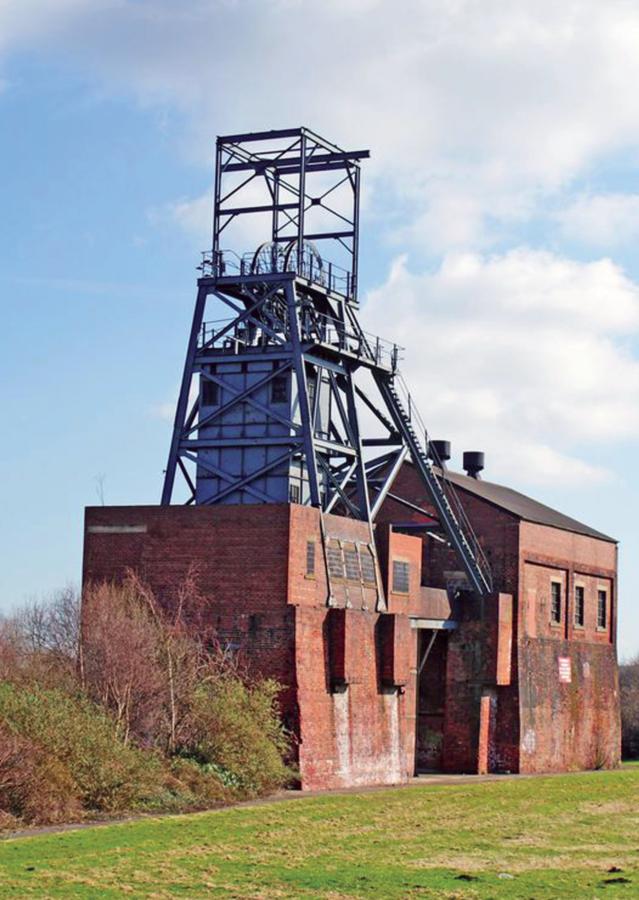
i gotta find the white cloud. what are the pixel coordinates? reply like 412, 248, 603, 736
0, 0, 100, 53
362, 249, 639, 486
4, 1, 639, 249
555, 192, 639, 249
155, 179, 279, 252
159, 190, 211, 244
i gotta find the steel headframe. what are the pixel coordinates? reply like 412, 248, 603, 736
161, 127, 492, 596
212, 127, 368, 302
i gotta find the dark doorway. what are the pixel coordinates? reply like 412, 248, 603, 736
415, 629, 448, 773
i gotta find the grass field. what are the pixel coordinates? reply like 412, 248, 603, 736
0, 765, 638, 898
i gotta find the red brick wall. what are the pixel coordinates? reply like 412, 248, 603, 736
375, 525, 423, 615
517, 522, 620, 772
440, 619, 485, 772
377, 467, 522, 775
376, 464, 521, 594
519, 522, 617, 645
495, 594, 513, 686
83, 504, 295, 683
83, 503, 418, 790
294, 605, 416, 790
81, 485, 621, 786
518, 639, 620, 772
287, 506, 379, 611
286, 510, 418, 789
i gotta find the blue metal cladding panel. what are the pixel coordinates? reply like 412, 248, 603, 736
196, 360, 300, 505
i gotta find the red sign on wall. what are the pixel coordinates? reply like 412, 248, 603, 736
558, 656, 572, 683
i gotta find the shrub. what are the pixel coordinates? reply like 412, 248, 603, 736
162, 757, 230, 810
620, 657, 639, 759
0, 727, 81, 825
0, 682, 161, 815
82, 574, 294, 798
0, 575, 295, 827
0, 588, 81, 693
187, 676, 294, 798
81, 579, 166, 745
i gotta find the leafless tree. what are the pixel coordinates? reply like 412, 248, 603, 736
81, 579, 166, 745
0, 587, 81, 689
94, 473, 106, 506
620, 656, 639, 759
80, 569, 225, 751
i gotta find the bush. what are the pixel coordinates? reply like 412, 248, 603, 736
160, 757, 231, 810
81, 579, 166, 746
186, 676, 294, 798
0, 588, 81, 693
0, 682, 161, 817
620, 657, 639, 759
82, 574, 294, 798
0, 575, 295, 827
0, 727, 81, 825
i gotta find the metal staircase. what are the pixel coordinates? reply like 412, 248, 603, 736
162, 127, 493, 598
375, 373, 493, 596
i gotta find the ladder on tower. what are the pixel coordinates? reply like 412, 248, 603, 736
375, 373, 493, 596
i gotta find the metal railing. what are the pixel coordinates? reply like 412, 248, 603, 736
391, 372, 492, 588
303, 310, 401, 371
197, 310, 402, 372
199, 247, 354, 298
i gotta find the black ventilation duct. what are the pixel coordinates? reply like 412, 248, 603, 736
428, 440, 451, 465
463, 451, 484, 479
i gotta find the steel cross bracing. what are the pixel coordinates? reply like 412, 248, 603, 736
161, 128, 492, 597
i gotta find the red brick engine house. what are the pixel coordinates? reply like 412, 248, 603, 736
83, 128, 621, 789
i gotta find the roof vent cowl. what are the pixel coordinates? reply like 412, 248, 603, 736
463, 451, 485, 479
428, 440, 451, 466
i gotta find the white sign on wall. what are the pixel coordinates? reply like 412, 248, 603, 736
558, 656, 572, 683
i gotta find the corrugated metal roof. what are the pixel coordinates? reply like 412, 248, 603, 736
442, 469, 617, 543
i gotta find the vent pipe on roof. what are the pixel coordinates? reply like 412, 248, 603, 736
428, 440, 451, 466
463, 451, 484, 479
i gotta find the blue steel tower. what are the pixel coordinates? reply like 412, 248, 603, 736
161, 128, 492, 596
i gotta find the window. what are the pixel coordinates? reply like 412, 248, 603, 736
343, 547, 361, 582
392, 560, 410, 594
289, 483, 300, 504
597, 589, 607, 629
306, 540, 315, 577
359, 546, 376, 585
550, 581, 562, 624
271, 374, 288, 404
327, 542, 344, 579
201, 378, 219, 406
574, 585, 585, 627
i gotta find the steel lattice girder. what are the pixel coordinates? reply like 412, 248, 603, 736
161, 127, 492, 596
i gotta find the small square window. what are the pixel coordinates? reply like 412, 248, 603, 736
597, 589, 607, 629
550, 581, 562, 624
306, 540, 315, 576
271, 374, 288, 404
392, 560, 410, 594
289, 483, 300, 504
574, 585, 585, 627
201, 378, 219, 406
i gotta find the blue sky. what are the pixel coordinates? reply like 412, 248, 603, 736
1, 1, 638, 658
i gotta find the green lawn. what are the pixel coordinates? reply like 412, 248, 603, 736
1, 767, 638, 898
